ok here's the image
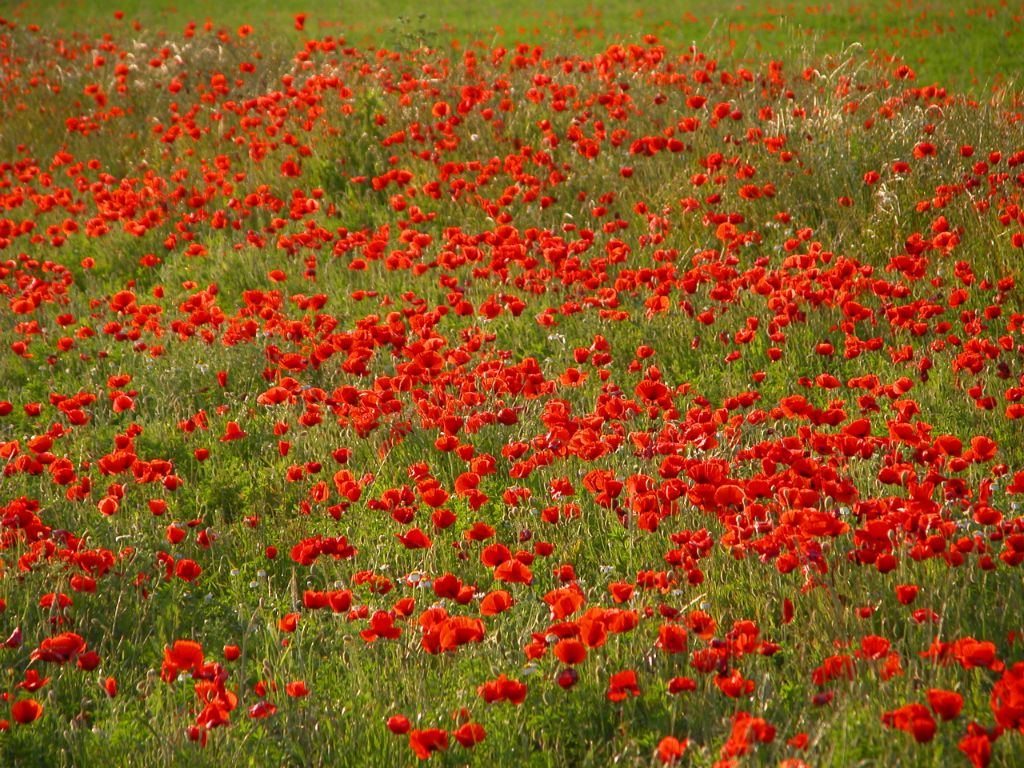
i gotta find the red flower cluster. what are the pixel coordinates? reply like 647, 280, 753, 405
0, 8, 1022, 765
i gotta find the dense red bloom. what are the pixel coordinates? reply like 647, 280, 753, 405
77, 650, 102, 671
859, 635, 891, 660
11, 699, 43, 725
812, 655, 854, 685
668, 677, 697, 694
397, 527, 433, 549
895, 584, 919, 605
220, 421, 248, 441
31, 632, 87, 664
420, 615, 485, 654
656, 624, 688, 654
387, 715, 411, 734
657, 736, 688, 764
479, 590, 514, 616
493, 558, 533, 584
686, 610, 717, 640
608, 582, 634, 603
607, 670, 640, 702
952, 638, 1000, 670
958, 723, 995, 768
926, 688, 963, 721
721, 711, 776, 757
409, 728, 449, 759
175, 559, 202, 582
15, 670, 49, 692
478, 674, 527, 705
480, 543, 511, 567
553, 638, 587, 665
991, 662, 1024, 732
464, 522, 496, 541
882, 703, 936, 743
249, 701, 277, 719
452, 721, 486, 747
361, 611, 402, 642
544, 585, 585, 620
715, 668, 755, 698
3, 18, 1023, 761
162, 640, 204, 681
557, 668, 579, 689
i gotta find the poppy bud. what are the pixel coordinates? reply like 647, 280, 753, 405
387, 714, 411, 734
556, 668, 578, 689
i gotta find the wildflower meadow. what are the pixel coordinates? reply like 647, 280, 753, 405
1, 2, 1023, 766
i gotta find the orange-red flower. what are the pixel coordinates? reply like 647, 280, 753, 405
607, 670, 640, 702
409, 728, 449, 759
30, 632, 86, 664
162, 640, 204, 681
882, 703, 936, 743
478, 674, 527, 705
657, 736, 688, 764
11, 699, 43, 725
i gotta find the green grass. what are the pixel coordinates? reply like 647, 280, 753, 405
9, 0, 1024, 90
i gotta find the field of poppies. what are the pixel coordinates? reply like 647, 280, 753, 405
1, 2, 1024, 766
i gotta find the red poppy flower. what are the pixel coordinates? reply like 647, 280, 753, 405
895, 584, 919, 605
452, 721, 485, 747
882, 703, 936, 743
656, 624, 689, 655
608, 582, 634, 603
361, 611, 402, 642
175, 559, 202, 582
607, 670, 640, 702
478, 674, 527, 705
480, 590, 514, 616
249, 701, 277, 719
544, 585, 585, 620
553, 639, 587, 665
409, 728, 449, 759
464, 522, 496, 541
432, 508, 457, 529
4, 627, 22, 649
493, 558, 533, 584
926, 688, 963, 721
668, 677, 697, 694
657, 736, 688, 764
15, 670, 49, 692
220, 421, 247, 442
991, 661, 1024, 732
958, 724, 994, 768
859, 635, 891, 660
397, 527, 432, 549
77, 650, 102, 671
715, 668, 755, 698
30, 632, 87, 664
557, 668, 579, 689
162, 640, 204, 681
480, 543, 511, 567
387, 715, 411, 735
11, 699, 43, 725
